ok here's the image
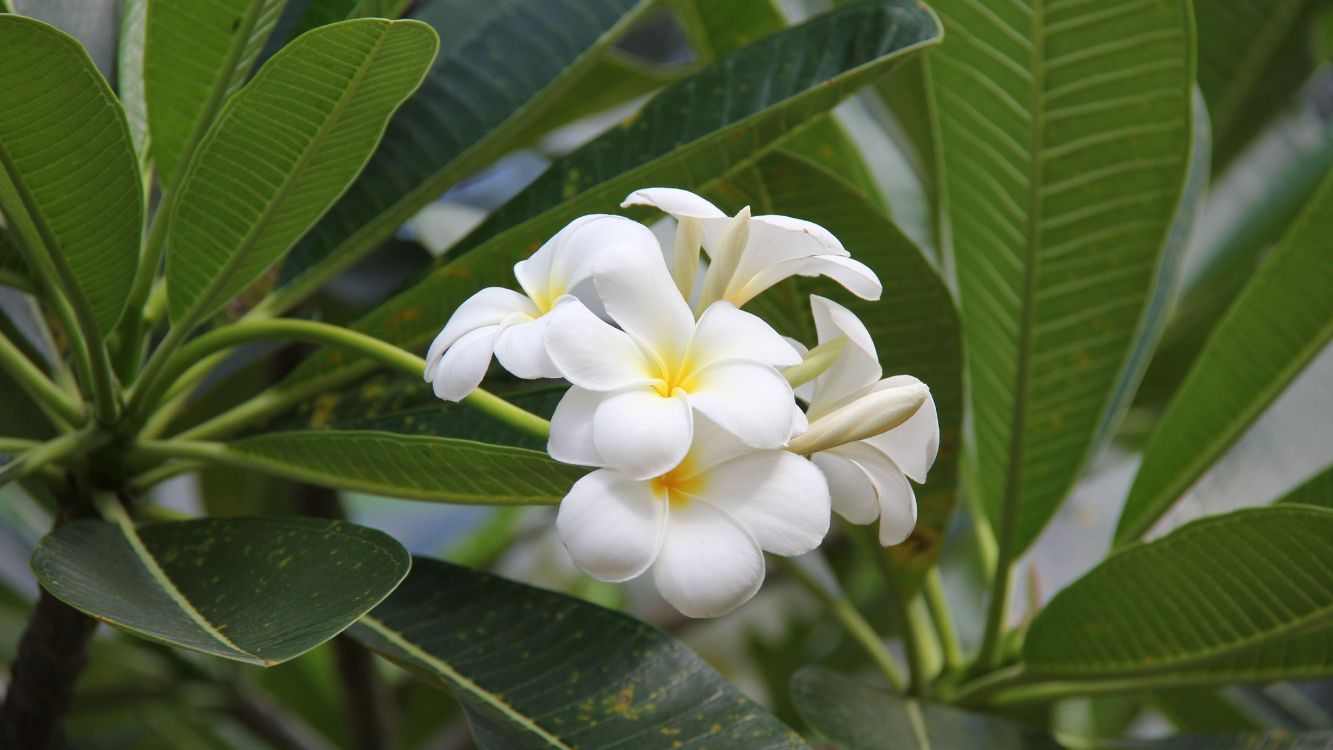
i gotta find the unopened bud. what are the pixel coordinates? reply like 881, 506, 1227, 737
787, 381, 929, 455
672, 216, 703, 299
695, 206, 750, 312
783, 337, 847, 388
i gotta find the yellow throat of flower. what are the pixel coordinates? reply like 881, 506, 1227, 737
651, 458, 706, 507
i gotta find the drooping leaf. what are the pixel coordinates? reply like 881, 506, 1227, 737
164, 18, 437, 328
1197, 0, 1325, 172
31, 516, 410, 665
199, 430, 583, 504
1027, 506, 1333, 681
145, 0, 287, 188
927, 0, 1195, 553
708, 152, 961, 579
282, 0, 942, 389
0, 15, 144, 334
1276, 464, 1333, 509
350, 556, 809, 749
276, 0, 654, 298
1115, 170, 1333, 543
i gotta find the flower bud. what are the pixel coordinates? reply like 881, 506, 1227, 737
783, 336, 848, 388
695, 206, 750, 311
787, 381, 929, 455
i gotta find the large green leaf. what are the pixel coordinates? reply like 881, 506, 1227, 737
927, 0, 1195, 553
32, 515, 410, 665
145, 0, 287, 188
1115, 170, 1333, 543
1197, 0, 1325, 172
707, 152, 961, 577
276, 0, 653, 298
164, 18, 437, 327
188, 430, 584, 504
1277, 465, 1333, 509
0, 15, 144, 334
118, 0, 151, 168
350, 556, 809, 749
1026, 506, 1333, 681
283, 0, 942, 389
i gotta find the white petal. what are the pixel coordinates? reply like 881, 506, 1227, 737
424, 287, 536, 380
687, 362, 796, 449
513, 214, 604, 303
680, 413, 756, 473
737, 255, 882, 306
698, 451, 829, 556
557, 469, 666, 582
688, 301, 803, 368
556, 215, 660, 292
544, 301, 654, 391
839, 443, 918, 546
808, 295, 881, 410
493, 316, 559, 379
593, 387, 693, 480
813, 451, 879, 525
864, 375, 939, 483
593, 241, 694, 361
548, 387, 605, 467
621, 187, 727, 219
652, 499, 764, 618
429, 326, 500, 402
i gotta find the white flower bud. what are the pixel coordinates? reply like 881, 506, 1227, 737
787, 380, 929, 455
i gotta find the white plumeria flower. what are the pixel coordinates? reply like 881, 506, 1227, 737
621, 187, 882, 312
557, 416, 830, 618
423, 215, 656, 401
544, 238, 803, 480
796, 296, 939, 546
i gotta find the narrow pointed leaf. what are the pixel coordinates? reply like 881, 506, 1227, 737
351, 556, 809, 749
0, 15, 144, 334
929, 0, 1195, 553
1116, 170, 1333, 543
1027, 506, 1333, 680
165, 18, 437, 327
283, 0, 941, 388
204, 431, 584, 504
118, 0, 151, 167
32, 516, 410, 665
277, 0, 653, 295
145, 0, 288, 188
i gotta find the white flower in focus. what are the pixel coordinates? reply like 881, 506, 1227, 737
621, 187, 882, 311
544, 240, 803, 480
797, 296, 939, 545
423, 215, 656, 401
557, 418, 830, 617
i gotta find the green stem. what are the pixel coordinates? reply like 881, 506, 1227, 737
773, 554, 906, 693
0, 330, 83, 426
127, 460, 205, 494
976, 565, 1014, 672
0, 428, 106, 485
0, 438, 41, 454
949, 665, 1273, 707
923, 568, 964, 671
132, 318, 550, 441
0, 269, 35, 294
853, 528, 934, 695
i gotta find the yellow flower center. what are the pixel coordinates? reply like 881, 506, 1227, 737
651, 458, 706, 507
650, 350, 702, 398
530, 281, 566, 314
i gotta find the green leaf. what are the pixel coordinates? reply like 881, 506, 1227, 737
1115, 170, 1333, 543
31, 515, 410, 665
792, 667, 1064, 749
0, 14, 144, 334
145, 0, 287, 189
927, 0, 1195, 553
283, 0, 942, 388
1197, 0, 1324, 172
707, 151, 961, 579
276, 0, 654, 298
198, 430, 584, 504
351, 556, 809, 749
118, 0, 151, 169
1026, 506, 1333, 680
1277, 465, 1333, 509
164, 18, 437, 328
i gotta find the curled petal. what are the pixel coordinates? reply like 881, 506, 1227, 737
652, 500, 764, 618
424, 287, 536, 380
864, 375, 940, 483
807, 295, 882, 410
548, 387, 605, 467
593, 387, 693, 481
736, 255, 882, 307
544, 301, 653, 391
688, 362, 796, 449
513, 214, 606, 303
838, 443, 918, 546
557, 469, 666, 582
622, 187, 727, 219
493, 315, 560, 379
428, 326, 500, 402
813, 451, 880, 525
699, 451, 829, 556
593, 241, 694, 361
688, 301, 803, 369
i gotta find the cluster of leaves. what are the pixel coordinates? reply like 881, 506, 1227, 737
0, 0, 1330, 748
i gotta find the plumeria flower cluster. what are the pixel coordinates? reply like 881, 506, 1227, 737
425, 188, 939, 617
